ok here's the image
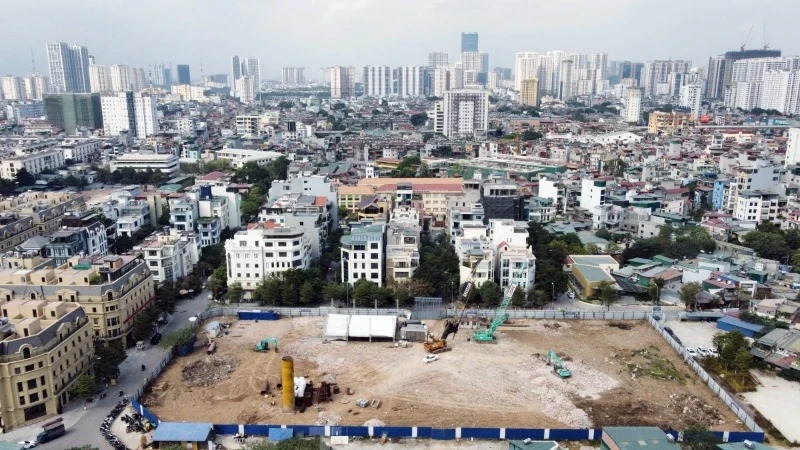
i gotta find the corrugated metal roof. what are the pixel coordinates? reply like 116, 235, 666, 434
152, 422, 213, 442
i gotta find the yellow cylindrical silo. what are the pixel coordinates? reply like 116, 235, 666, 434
281, 356, 295, 412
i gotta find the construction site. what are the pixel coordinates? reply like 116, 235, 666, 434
140, 312, 745, 431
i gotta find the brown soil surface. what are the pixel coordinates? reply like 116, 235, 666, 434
141, 317, 744, 430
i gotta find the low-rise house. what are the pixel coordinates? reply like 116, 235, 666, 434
751, 298, 800, 325
134, 231, 199, 283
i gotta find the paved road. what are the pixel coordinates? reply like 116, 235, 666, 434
3, 289, 212, 450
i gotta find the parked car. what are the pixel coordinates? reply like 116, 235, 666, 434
697, 347, 710, 357
18, 441, 36, 449
686, 347, 698, 358
150, 333, 163, 345
567, 291, 575, 299
423, 355, 439, 364
663, 327, 682, 345
707, 348, 719, 358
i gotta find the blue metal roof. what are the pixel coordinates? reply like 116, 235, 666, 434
152, 422, 214, 442
717, 316, 765, 333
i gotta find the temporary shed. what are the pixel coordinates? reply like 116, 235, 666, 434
325, 314, 397, 341
152, 422, 214, 449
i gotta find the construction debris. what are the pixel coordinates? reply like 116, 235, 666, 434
181, 355, 240, 387
608, 322, 633, 330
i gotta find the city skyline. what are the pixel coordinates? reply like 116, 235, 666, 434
3, 0, 800, 80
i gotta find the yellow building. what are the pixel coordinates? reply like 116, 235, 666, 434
0, 254, 155, 345
520, 78, 539, 107
0, 301, 92, 429
358, 178, 464, 225
647, 111, 694, 135
337, 185, 375, 213
0, 192, 86, 253
566, 255, 619, 298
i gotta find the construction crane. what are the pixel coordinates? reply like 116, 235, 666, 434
547, 349, 572, 378
440, 263, 479, 340
472, 285, 517, 343
762, 23, 770, 50
741, 25, 754, 52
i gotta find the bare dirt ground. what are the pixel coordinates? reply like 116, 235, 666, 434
142, 317, 744, 431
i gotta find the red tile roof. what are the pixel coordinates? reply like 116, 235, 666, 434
197, 171, 230, 181
313, 196, 328, 206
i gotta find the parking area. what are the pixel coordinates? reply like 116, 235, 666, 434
663, 319, 720, 349
744, 372, 800, 443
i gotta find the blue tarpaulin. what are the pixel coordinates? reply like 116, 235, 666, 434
269, 428, 294, 441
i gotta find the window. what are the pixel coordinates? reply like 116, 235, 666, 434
27, 379, 36, 389
371, 263, 378, 269
279, 252, 287, 257
16, 382, 22, 392
19, 396, 25, 406
371, 253, 379, 259
371, 243, 379, 249
29, 393, 39, 403
239, 241, 246, 247
370, 273, 379, 279
278, 242, 287, 247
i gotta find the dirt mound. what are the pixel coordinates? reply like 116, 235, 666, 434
669, 393, 726, 426
181, 354, 241, 387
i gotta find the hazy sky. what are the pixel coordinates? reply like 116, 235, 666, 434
2, 0, 800, 80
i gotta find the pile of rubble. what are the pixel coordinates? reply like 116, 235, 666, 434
669, 393, 726, 426
181, 355, 240, 387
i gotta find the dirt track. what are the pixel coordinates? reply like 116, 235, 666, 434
142, 317, 744, 430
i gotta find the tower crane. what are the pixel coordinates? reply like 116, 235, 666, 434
740, 25, 753, 52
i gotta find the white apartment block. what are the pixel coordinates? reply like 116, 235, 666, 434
733, 191, 785, 224
786, 128, 800, 167
270, 175, 339, 229
363, 66, 392, 98
110, 152, 179, 174
109, 64, 131, 92
341, 224, 385, 287
135, 232, 198, 283
1, 76, 24, 101
433, 67, 463, 97
0, 149, 65, 180
456, 236, 494, 287
497, 243, 536, 291
225, 225, 313, 291
235, 76, 255, 103
580, 178, 608, 211
622, 87, 643, 123
428, 52, 449, 68
59, 138, 101, 162
397, 66, 424, 98
760, 70, 800, 115
22, 74, 48, 101
679, 84, 702, 119
725, 164, 782, 213
90, 64, 111, 93
235, 115, 263, 136
442, 89, 489, 138
215, 148, 282, 169
330, 66, 355, 99
100, 92, 158, 139
385, 223, 420, 282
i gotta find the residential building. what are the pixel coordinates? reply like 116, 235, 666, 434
442, 89, 489, 138
622, 87, 643, 123
647, 111, 693, 134
280, 67, 305, 85
397, 66, 424, 98
519, 78, 539, 107
22, 74, 48, 101
385, 221, 420, 282
481, 178, 525, 222
456, 236, 494, 287
89, 63, 111, 93
528, 197, 556, 223
194, 171, 244, 230
44, 212, 107, 264
270, 175, 339, 229
448, 203, 485, 245
109, 64, 131, 92
733, 190, 785, 224
226, 223, 313, 291
679, 84, 702, 119
1, 77, 24, 101
433, 67, 463, 97
215, 148, 282, 169
169, 198, 198, 233
100, 92, 158, 139
0, 149, 65, 180
341, 224, 385, 286
641, 60, 691, 97
43, 93, 103, 133
135, 231, 198, 283
58, 138, 101, 162
6, 102, 45, 121
235, 115, 263, 136
0, 300, 91, 429
46, 41, 90, 93
0, 253, 156, 343
330, 66, 356, 99
338, 185, 375, 213
110, 153, 179, 175
580, 178, 608, 211
497, 242, 536, 291
786, 128, 800, 167
0, 192, 86, 252
363, 66, 392, 98
428, 52, 449, 68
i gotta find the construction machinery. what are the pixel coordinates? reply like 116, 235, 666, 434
547, 349, 572, 378
423, 333, 451, 354
440, 264, 480, 340
472, 285, 517, 343
255, 338, 279, 352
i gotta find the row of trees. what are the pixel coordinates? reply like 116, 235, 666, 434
739, 221, 800, 265
390, 155, 432, 178
621, 225, 716, 263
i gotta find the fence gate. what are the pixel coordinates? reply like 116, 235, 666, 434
413, 297, 443, 320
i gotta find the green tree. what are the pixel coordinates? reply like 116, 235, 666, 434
352, 278, 379, 307
511, 287, 525, 307
115, 234, 134, 253
158, 202, 171, 226
679, 282, 702, 311
300, 281, 315, 304
207, 266, 227, 300
131, 308, 155, 341
520, 130, 543, 141
409, 112, 428, 127
595, 281, 618, 310
712, 330, 750, 371
478, 281, 503, 307
734, 347, 753, 374
742, 230, 790, 261
648, 278, 666, 305
159, 326, 198, 350
585, 243, 600, 255
595, 228, 613, 240
254, 277, 284, 305
94, 342, 127, 381
68, 373, 96, 400
324, 282, 348, 305
154, 280, 179, 314
683, 424, 720, 450
15, 168, 36, 187
277, 101, 294, 109
391, 156, 424, 178
527, 289, 550, 309
226, 282, 245, 303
